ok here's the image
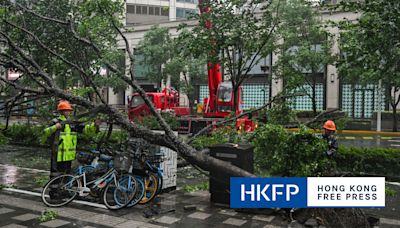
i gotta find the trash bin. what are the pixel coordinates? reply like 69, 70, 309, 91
209, 143, 253, 206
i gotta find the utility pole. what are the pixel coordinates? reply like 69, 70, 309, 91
377, 79, 382, 132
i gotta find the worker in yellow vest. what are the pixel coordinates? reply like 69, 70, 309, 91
44, 100, 100, 179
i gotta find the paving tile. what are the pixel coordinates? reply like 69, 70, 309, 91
253, 215, 275, 222
0, 224, 28, 228
0, 208, 14, 215
154, 215, 180, 224
161, 200, 176, 206
263, 225, 283, 228
223, 218, 247, 226
12, 213, 38, 221
40, 219, 70, 227
187, 212, 211, 220
218, 209, 238, 216
114, 220, 146, 228
142, 223, 167, 228
87, 214, 127, 226
381, 218, 400, 226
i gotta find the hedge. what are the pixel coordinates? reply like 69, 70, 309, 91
371, 111, 400, 120
335, 146, 400, 177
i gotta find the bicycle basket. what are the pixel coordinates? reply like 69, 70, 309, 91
113, 153, 131, 172
77, 151, 95, 165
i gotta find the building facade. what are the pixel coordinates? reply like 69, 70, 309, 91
111, 4, 393, 120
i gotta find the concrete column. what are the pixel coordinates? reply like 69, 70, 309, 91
169, 0, 176, 21
270, 50, 283, 98
325, 27, 340, 109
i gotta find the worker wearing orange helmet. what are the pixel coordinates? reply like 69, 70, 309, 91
43, 100, 100, 183
322, 120, 338, 156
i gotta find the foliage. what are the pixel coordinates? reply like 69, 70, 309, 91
1, 0, 126, 95
179, 0, 280, 112
32, 98, 58, 123
335, 146, 400, 177
253, 124, 334, 176
3, 124, 45, 146
190, 126, 251, 150
78, 128, 129, 151
337, 0, 400, 131
34, 176, 49, 187
266, 100, 296, 125
385, 186, 397, 197
135, 26, 206, 110
183, 181, 209, 193
134, 112, 180, 131
0, 131, 9, 145
38, 209, 58, 223
274, 0, 334, 116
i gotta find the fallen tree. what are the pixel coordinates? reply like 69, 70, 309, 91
0, 0, 254, 177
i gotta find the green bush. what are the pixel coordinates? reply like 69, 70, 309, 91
335, 146, 400, 177
3, 124, 45, 146
372, 111, 400, 120
190, 126, 251, 150
253, 124, 335, 177
0, 132, 9, 145
265, 102, 296, 125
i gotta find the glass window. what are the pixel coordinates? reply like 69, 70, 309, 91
126, 4, 135, 14
136, 5, 142, 14
142, 5, 148, 14
217, 82, 233, 102
154, 7, 160, 15
161, 7, 169, 16
176, 8, 185, 18
131, 96, 145, 107
133, 51, 149, 78
149, 6, 154, 15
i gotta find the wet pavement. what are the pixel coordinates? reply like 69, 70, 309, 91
338, 134, 400, 148
0, 145, 400, 227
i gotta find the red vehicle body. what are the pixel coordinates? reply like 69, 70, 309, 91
127, 0, 256, 133
127, 87, 190, 120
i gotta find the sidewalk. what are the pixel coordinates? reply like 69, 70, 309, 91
0, 164, 288, 228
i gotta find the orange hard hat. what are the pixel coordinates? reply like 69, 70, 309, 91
323, 120, 336, 131
57, 100, 73, 111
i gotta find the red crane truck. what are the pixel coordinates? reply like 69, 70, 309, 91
127, 0, 255, 133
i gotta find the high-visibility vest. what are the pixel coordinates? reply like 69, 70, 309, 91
44, 115, 96, 162
56, 124, 77, 162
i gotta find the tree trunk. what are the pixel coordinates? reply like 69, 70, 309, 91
392, 102, 397, 132
233, 85, 239, 114
312, 73, 317, 117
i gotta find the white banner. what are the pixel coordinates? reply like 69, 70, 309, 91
307, 177, 385, 207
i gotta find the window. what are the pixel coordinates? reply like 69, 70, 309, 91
149, 6, 154, 15
136, 5, 142, 14
176, 8, 197, 18
126, 4, 135, 13
154, 7, 160, 15
131, 96, 145, 107
161, 7, 169, 16
133, 50, 149, 78
176, 8, 185, 18
142, 5, 148, 14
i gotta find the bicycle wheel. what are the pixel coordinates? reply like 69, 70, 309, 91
102, 175, 136, 210
127, 176, 145, 207
139, 173, 159, 204
42, 174, 80, 207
